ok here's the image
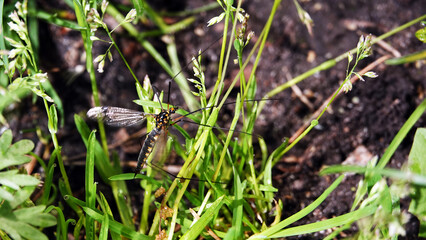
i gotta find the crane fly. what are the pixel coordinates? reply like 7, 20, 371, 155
86, 95, 276, 182
85, 31, 268, 180
87, 104, 179, 177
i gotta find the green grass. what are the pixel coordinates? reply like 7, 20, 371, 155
0, 0, 425, 239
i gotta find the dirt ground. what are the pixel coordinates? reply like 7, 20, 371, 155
12, 0, 426, 239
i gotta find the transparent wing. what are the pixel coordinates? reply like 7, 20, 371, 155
87, 106, 152, 127
145, 130, 172, 178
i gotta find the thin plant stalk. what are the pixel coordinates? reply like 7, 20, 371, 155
73, 0, 134, 228
256, 14, 426, 162
258, 14, 426, 115
16, 6, 73, 197
105, 4, 199, 111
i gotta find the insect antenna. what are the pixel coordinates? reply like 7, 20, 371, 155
176, 119, 263, 139
173, 98, 282, 125
152, 86, 165, 111
170, 98, 285, 140
167, 80, 172, 105
177, 98, 281, 118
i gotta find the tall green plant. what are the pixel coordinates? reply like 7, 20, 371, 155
1, 0, 73, 207
0, 130, 56, 240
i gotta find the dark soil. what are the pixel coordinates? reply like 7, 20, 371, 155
9, 0, 426, 239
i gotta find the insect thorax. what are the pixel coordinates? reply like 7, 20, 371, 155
155, 109, 174, 129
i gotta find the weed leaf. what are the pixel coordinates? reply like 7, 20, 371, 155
0, 130, 34, 170
408, 128, 426, 237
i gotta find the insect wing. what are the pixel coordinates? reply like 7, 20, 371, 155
87, 106, 148, 127
141, 130, 172, 178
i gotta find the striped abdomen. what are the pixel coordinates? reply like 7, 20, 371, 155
134, 128, 163, 175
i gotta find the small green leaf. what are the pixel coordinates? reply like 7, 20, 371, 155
259, 184, 278, 192
8, 139, 34, 155
0, 155, 31, 170
5, 220, 49, 240
33, 10, 85, 30
31, 88, 54, 102
10, 186, 36, 208
14, 205, 45, 217
415, 28, 426, 43
48, 104, 58, 134
1, 174, 40, 186
0, 130, 13, 153
408, 128, 426, 237
0, 187, 14, 201
15, 206, 56, 227
0, 133, 34, 170
0, 178, 19, 190
0, 218, 21, 240
233, 38, 241, 52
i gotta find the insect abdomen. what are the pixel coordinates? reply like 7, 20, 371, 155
134, 128, 163, 175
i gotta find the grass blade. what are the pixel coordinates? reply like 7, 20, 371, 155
180, 195, 225, 240
85, 131, 96, 240
248, 175, 344, 239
